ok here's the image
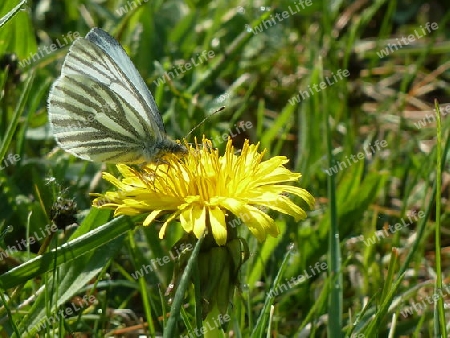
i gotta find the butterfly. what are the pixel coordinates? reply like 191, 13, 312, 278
47, 28, 186, 164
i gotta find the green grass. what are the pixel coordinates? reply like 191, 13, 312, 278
1, 0, 450, 337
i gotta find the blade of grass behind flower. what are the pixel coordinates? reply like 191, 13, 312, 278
320, 55, 342, 338
295, 267, 334, 335
345, 289, 381, 337
164, 234, 204, 338
127, 231, 155, 336
293, 49, 321, 179
0, 0, 27, 28
433, 101, 446, 337
15, 77, 52, 158
0, 0, 36, 63
0, 71, 34, 162
397, 129, 450, 278
256, 98, 265, 139
363, 250, 404, 336
250, 244, 294, 338
0, 291, 20, 337
366, 0, 396, 69
345, 252, 402, 335
261, 102, 295, 152
247, 224, 286, 291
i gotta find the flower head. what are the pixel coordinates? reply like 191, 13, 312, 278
93, 138, 314, 245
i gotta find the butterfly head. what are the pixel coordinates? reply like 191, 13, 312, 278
150, 138, 188, 162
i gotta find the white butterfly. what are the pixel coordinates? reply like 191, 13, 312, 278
48, 28, 186, 164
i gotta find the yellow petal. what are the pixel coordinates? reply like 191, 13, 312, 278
275, 185, 315, 208
264, 195, 307, 221
159, 210, 182, 239
192, 207, 207, 239
180, 208, 194, 233
208, 207, 227, 246
244, 206, 278, 239
143, 210, 163, 226
218, 198, 278, 241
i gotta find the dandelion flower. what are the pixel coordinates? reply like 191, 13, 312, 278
93, 138, 314, 246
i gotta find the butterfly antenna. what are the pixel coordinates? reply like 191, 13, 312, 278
185, 106, 225, 139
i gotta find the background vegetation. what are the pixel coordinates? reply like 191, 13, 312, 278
0, 0, 449, 336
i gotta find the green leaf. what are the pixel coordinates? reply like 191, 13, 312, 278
0, 211, 134, 290
17, 211, 134, 336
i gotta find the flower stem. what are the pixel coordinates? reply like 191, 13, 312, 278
164, 233, 205, 338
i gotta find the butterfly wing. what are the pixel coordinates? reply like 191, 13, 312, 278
84, 28, 166, 134
49, 73, 162, 163
48, 28, 166, 163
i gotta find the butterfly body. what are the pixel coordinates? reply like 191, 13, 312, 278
48, 28, 186, 164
